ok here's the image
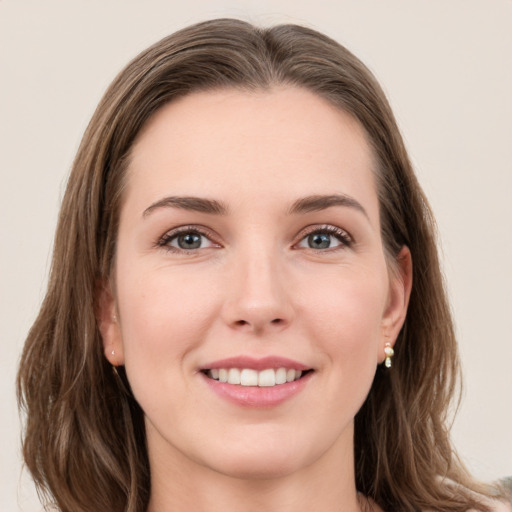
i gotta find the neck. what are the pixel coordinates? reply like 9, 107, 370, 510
148, 468, 362, 512
146, 424, 364, 512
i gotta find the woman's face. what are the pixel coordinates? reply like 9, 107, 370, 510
101, 87, 410, 480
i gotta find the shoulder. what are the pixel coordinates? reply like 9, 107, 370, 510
485, 477, 512, 512
488, 480, 512, 512
468, 500, 512, 512
449, 476, 512, 512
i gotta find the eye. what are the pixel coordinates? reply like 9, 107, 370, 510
296, 226, 352, 251
157, 227, 219, 253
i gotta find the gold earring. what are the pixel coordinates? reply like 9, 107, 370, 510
384, 342, 394, 368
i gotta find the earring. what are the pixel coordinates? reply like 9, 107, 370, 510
111, 350, 119, 375
384, 342, 394, 368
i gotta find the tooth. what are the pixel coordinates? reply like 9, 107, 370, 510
211, 367, 306, 386
240, 369, 258, 386
227, 368, 241, 385
275, 367, 287, 385
258, 369, 276, 387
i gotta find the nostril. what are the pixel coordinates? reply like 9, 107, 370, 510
232, 318, 284, 328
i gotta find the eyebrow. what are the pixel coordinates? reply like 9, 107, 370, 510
143, 196, 228, 217
288, 194, 369, 219
142, 193, 368, 219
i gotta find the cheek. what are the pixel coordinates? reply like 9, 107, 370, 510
115, 264, 222, 368
302, 267, 387, 365
114, 265, 225, 422
289, 268, 389, 445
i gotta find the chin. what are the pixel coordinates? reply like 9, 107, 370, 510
201, 432, 318, 481
209, 452, 304, 481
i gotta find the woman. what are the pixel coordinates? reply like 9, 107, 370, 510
17, 18, 509, 512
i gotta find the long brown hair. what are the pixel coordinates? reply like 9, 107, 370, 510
17, 18, 499, 512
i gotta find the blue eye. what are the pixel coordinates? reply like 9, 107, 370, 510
307, 233, 333, 249
173, 232, 203, 250
297, 226, 352, 250
158, 228, 218, 252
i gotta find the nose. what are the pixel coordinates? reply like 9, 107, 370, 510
221, 247, 294, 335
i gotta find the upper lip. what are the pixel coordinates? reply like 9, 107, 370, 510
200, 356, 311, 372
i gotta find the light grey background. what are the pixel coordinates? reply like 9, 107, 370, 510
1, 1, 511, 510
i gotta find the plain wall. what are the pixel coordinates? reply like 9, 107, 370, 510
1, 1, 511, 510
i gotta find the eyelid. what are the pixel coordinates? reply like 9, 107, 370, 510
154, 223, 353, 254
156, 225, 221, 252
294, 224, 353, 249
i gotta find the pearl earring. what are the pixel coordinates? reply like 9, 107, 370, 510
111, 349, 120, 377
384, 342, 394, 368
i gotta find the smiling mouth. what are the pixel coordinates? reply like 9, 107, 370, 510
202, 368, 312, 387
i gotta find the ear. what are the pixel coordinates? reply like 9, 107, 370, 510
380, 246, 413, 360
96, 279, 125, 366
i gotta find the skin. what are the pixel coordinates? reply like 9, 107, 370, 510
99, 87, 412, 512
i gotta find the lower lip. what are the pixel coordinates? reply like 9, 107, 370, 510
201, 372, 313, 408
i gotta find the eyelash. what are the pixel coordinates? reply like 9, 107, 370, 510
156, 226, 219, 254
296, 225, 353, 251
156, 224, 353, 254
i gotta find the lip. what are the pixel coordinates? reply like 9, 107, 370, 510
201, 371, 313, 408
199, 356, 313, 408
200, 355, 310, 372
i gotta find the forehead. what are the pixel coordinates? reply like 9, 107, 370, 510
125, 87, 378, 219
